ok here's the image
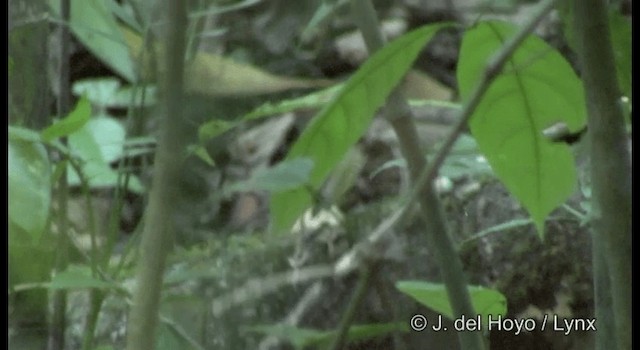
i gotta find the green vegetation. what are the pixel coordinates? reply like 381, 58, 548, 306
8, 0, 630, 349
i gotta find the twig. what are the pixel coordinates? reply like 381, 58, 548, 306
327, 264, 374, 350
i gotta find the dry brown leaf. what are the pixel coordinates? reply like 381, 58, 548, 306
402, 69, 454, 101
120, 26, 333, 96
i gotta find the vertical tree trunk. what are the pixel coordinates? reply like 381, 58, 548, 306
573, 1, 631, 349
125, 1, 189, 349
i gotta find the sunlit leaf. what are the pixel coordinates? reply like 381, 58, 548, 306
41, 96, 91, 141
72, 78, 121, 105
458, 21, 586, 237
270, 23, 452, 232
68, 117, 144, 192
73, 78, 157, 108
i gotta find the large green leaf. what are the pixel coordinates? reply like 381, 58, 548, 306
67, 117, 144, 192
8, 138, 51, 243
49, 0, 136, 82
396, 281, 507, 326
270, 23, 451, 232
458, 21, 586, 236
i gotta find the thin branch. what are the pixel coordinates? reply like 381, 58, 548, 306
48, 0, 71, 348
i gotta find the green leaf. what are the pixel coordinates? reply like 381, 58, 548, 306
396, 281, 507, 326
301, 0, 348, 43
49, 265, 116, 290
72, 78, 121, 106
198, 119, 234, 143
328, 323, 409, 345
458, 21, 586, 237
244, 322, 407, 350
49, 0, 136, 82
224, 158, 314, 196
241, 83, 344, 121
244, 324, 327, 350
187, 145, 216, 166
74, 79, 157, 108
270, 23, 452, 232
67, 117, 144, 192
9, 125, 43, 143
41, 96, 91, 141
9, 138, 51, 243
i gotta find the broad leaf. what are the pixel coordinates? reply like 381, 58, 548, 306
396, 281, 507, 325
271, 23, 452, 232
72, 78, 120, 106
68, 117, 144, 192
458, 21, 586, 236
49, 0, 136, 82
8, 138, 51, 243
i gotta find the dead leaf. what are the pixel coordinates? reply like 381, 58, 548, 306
120, 26, 333, 96
402, 69, 454, 101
